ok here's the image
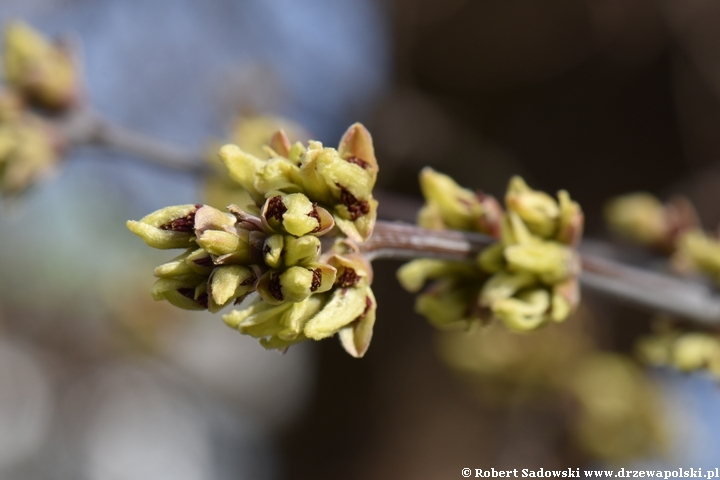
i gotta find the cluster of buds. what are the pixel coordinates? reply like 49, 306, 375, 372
399, 172, 583, 332
605, 192, 720, 287
566, 353, 665, 462
0, 89, 62, 196
673, 229, 720, 287
604, 192, 699, 253
3, 21, 81, 111
128, 124, 380, 356
0, 22, 81, 196
218, 122, 378, 242
637, 322, 720, 380
439, 323, 665, 463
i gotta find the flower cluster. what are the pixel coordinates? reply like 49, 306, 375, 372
567, 353, 665, 462
0, 22, 79, 196
0, 89, 61, 196
604, 192, 699, 253
604, 192, 720, 286
218, 122, 378, 242
439, 322, 665, 463
128, 124, 379, 356
3, 21, 80, 110
399, 171, 583, 332
637, 322, 720, 380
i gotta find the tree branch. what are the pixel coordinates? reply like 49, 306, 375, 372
51, 110, 720, 325
363, 221, 720, 326
57, 108, 209, 174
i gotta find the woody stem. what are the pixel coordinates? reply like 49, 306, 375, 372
362, 221, 720, 326
57, 107, 209, 174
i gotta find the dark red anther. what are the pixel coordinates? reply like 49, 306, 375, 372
310, 268, 322, 292
338, 185, 370, 221
269, 272, 283, 301
266, 196, 287, 221
345, 156, 370, 169
336, 267, 360, 288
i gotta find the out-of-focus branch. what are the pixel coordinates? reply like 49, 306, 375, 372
363, 221, 720, 326
57, 108, 209, 174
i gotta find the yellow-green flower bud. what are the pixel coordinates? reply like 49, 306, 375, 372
505, 176, 559, 238
479, 271, 536, 308
185, 248, 214, 275
604, 193, 666, 246
397, 258, 478, 293
304, 286, 370, 340
283, 235, 321, 266
255, 157, 303, 194
337, 122, 379, 184
492, 288, 550, 332
501, 211, 535, 246
338, 288, 377, 358
297, 142, 335, 204
223, 295, 325, 351
208, 265, 256, 312
327, 253, 373, 288
3, 22, 79, 110
257, 264, 336, 305
217, 144, 264, 203
193, 205, 236, 234
287, 141, 306, 164
0, 115, 60, 196
417, 202, 446, 230
556, 190, 584, 246
267, 129, 292, 158
276, 295, 325, 341
315, 148, 375, 202
418, 167, 482, 231
261, 193, 333, 237
151, 275, 208, 310
263, 234, 284, 268
550, 278, 580, 322
415, 280, 482, 330
477, 242, 506, 274
332, 196, 378, 242
196, 229, 244, 257
504, 241, 577, 284
675, 230, 720, 284
127, 204, 200, 249
153, 249, 197, 278
225, 299, 294, 337
672, 333, 720, 373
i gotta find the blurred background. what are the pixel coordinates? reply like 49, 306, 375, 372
3, 0, 720, 478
